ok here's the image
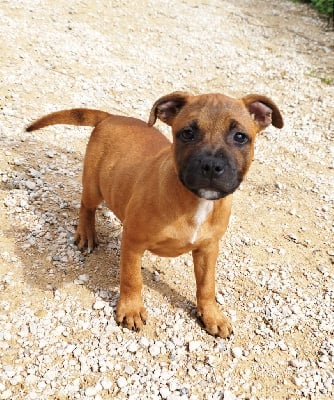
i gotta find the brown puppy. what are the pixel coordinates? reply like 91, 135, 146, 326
26, 92, 283, 338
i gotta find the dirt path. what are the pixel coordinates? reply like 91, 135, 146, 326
0, 1, 333, 399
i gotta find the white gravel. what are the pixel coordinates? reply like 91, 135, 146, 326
1, 0, 333, 399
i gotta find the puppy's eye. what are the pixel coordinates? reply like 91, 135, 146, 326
233, 132, 249, 145
181, 128, 195, 142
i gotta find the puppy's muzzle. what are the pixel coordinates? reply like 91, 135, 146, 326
179, 153, 240, 200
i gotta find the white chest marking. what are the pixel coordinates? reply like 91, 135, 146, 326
190, 200, 214, 244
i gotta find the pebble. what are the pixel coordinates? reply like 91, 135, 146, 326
100, 378, 112, 390
139, 337, 150, 348
127, 342, 139, 353
117, 376, 128, 389
124, 365, 135, 375
293, 376, 305, 387
216, 293, 225, 305
149, 344, 161, 357
231, 347, 243, 359
25, 180, 36, 190
153, 270, 160, 282
159, 387, 171, 399
0, 390, 12, 400
85, 387, 98, 396
288, 359, 307, 368
278, 341, 288, 351
46, 150, 55, 158
93, 300, 106, 310
74, 274, 90, 285
13, 158, 23, 166
188, 341, 201, 352
223, 390, 236, 400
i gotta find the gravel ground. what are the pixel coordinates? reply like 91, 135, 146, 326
1, 0, 333, 399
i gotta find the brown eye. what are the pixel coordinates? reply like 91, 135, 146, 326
181, 128, 195, 142
233, 132, 249, 145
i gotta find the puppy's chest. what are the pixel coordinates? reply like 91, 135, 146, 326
148, 200, 214, 257
189, 200, 214, 244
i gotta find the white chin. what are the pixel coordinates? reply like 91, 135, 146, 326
197, 189, 222, 200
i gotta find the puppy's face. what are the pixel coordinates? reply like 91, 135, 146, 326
172, 95, 257, 200
149, 92, 283, 200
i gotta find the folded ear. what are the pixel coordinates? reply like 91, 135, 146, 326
148, 91, 191, 126
242, 94, 284, 131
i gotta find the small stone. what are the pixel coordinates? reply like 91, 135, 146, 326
216, 293, 224, 305
85, 386, 98, 396
74, 274, 90, 284
278, 341, 288, 351
276, 181, 285, 190
159, 387, 171, 399
231, 347, 243, 359
117, 376, 127, 388
215, 342, 228, 353
13, 158, 22, 166
153, 271, 160, 282
149, 344, 161, 356
288, 359, 297, 368
288, 233, 298, 242
101, 378, 113, 390
188, 341, 201, 352
4, 367, 15, 378
101, 378, 112, 390
127, 342, 139, 353
293, 376, 304, 386
0, 390, 12, 400
319, 355, 329, 363
93, 300, 106, 310
278, 247, 287, 255
44, 369, 57, 381
65, 344, 76, 354
25, 180, 36, 190
46, 150, 55, 158
139, 337, 150, 348
124, 365, 135, 375
223, 390, 236, 400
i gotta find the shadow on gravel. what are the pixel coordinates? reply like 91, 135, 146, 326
3, 135, 195, 318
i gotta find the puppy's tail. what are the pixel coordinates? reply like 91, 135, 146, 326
26, 108, 112, 132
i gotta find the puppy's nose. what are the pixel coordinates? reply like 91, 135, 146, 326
200, 157, 225, 179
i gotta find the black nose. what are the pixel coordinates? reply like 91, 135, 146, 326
200, 157, 225, 179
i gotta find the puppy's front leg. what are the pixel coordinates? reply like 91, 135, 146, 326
193, 243, 233, 338
116, 236, 147, 331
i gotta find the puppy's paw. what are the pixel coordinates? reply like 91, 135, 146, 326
74, 226, 98, 253
116, 300, 147, 332
198, 303, 233, 338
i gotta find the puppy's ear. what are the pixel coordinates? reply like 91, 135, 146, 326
242, 94, 284, 131
148, 91, 191, 126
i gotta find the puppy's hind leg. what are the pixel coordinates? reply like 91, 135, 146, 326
74, 185, 102, 253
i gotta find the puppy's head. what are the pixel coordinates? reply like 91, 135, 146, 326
148, 92, 283, 200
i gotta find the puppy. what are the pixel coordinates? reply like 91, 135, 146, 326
26, 91, 283, 337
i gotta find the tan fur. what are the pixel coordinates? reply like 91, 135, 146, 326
26, 92, 283, 338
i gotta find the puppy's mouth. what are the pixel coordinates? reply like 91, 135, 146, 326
179, 175, 233, 200
192, 188, 227, 200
